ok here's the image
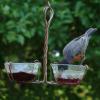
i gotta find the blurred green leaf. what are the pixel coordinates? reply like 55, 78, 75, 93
17, 34, 25, 45
5, 31, 16, 43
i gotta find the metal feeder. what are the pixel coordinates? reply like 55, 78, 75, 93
4, 61, 43, 83
4, 2, 89, 85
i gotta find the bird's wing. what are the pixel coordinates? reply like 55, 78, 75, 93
63, 35, 84, 54
63, 36, 89, 59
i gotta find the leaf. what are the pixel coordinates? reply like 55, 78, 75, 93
5, 31, 17, 43
22, 29, 35, 38
74, 1, 85, 16
6, 21, 15, 29
3, 5, 10, 15
17, 34, 25, 45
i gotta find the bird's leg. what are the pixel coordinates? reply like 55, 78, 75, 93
80, 54, 86, 65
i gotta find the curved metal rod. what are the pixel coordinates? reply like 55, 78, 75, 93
43, 1, 54, 83
44, 2, 54, 28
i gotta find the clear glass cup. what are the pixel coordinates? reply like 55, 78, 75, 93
51, 64, 87, 85
4, 62, 41, 83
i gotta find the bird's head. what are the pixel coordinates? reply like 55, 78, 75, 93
72, 52, 85, 64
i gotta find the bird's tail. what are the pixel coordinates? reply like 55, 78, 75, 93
85, 28, 97, 37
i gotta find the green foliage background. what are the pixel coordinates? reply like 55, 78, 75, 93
0, 0, 100, 100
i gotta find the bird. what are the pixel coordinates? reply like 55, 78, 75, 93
59, 28, 97, 65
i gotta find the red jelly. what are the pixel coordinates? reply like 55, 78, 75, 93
8, 72, 36, 83
56, 78, 81, 85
